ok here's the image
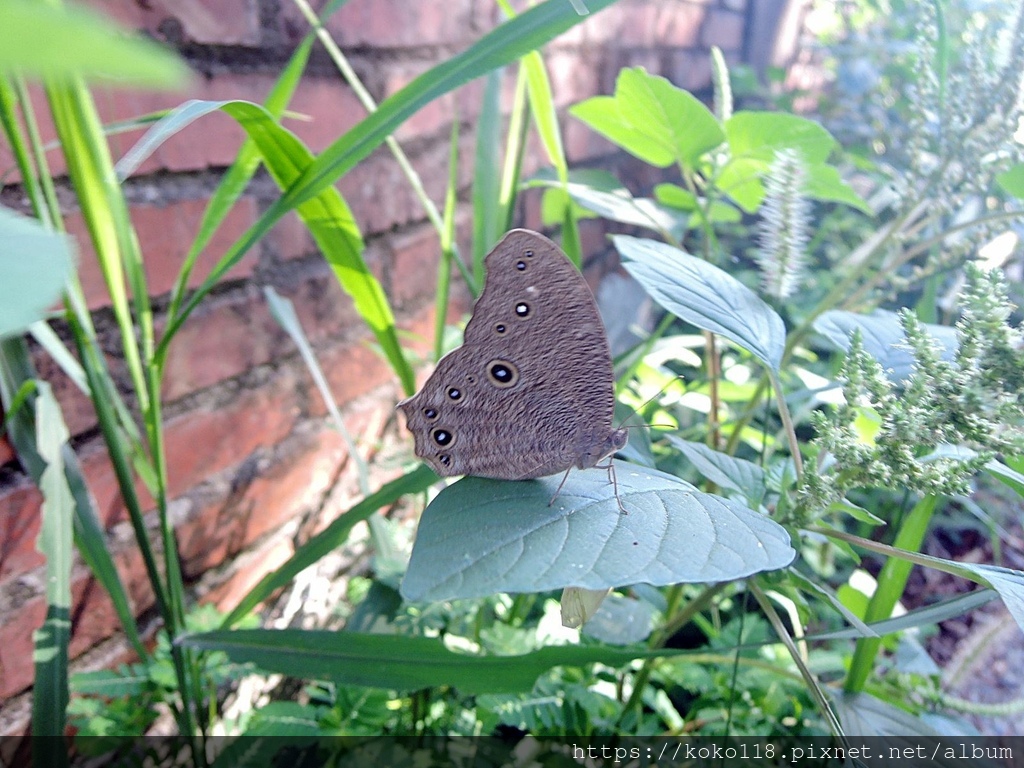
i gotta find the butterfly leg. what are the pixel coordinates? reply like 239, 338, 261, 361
548, 467, 573, 506
593, 460, 622, 514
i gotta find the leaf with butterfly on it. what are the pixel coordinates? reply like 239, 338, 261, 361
400, 463, 795, 602
613, 235, 786, 372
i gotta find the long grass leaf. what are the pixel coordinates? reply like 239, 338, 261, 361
31, 383, 73, 750
152, 99, 413, 394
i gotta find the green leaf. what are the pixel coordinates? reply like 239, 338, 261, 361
969, 564, 1024, 633
569, 67, 724, 169
0, 207, 75, 339
667, 437, 766, 507
0, 0, 190, 88
985, 459, 1024, 498
614, 235, 786, 372
725, 111, 837, 163
401, 463, 794, 602
71, 667, 149, 698
831, 691, 945, 737
142, 99, 414, 394
805, 163, 871, 213
181, 628, 696, 695
653, 183, 697, 210
32, 383, 73, 747
814, 309, 958, 382
996, 163, 1024, 198
715, 157, 766, 212
285, 0, 620, 212
534, 179, 686, 237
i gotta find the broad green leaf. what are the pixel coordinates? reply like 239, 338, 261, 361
0, 0, 190, 87
614, 235, 786, 372
653, 183, 697, 210
181, 628, 697, 695
725, 111, 836, 164
569, 67, 724, 168
814, 309, 958, 382
401, 463, 794, 602
0, 207, 75, 339
715, 156, 765, 212
996, 163, 1024, 198
805, 163, 871, 213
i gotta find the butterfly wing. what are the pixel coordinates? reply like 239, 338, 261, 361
398, 229, 626, 480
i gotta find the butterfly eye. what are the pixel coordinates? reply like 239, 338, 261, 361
515, 260, 526, 271
438, 454, 452, 467
486, 359, 519, 388
524, 249, 534, 257
494, 323, 506, 334
431, 428, 454, 446
447, 387, 462, 401
423, 407, 439, 420
515, 302, 530, 317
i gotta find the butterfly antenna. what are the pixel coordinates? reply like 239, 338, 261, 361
614, 374, 687, 433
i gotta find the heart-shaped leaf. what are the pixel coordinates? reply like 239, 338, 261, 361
614, 235, 786, 372
569, 67, 724, 169
401, 463, 795, 602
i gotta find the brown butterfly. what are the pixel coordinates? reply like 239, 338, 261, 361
398, 229, 627, 481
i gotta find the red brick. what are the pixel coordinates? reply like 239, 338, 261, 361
282, 262, 365, 346
0, 541, 155, 700
381, 65, 484, 141
3, 74, 363, 182
178, 426, 348, 578
0, 437, 13, 467
0, 479, 44, 585
78, 441, 155, 529
30, 339, 103, 439
389, 224, 442, 309
322, 0, 478, 48
205, 535, 294, 613
669, 49, 714, 92
160, 288, 279, 402
335, 138, 473, 236
0, 591, 46, 698
701, 9, 744, 50
310, 338, 395, 413
654, 2, 705, 47
266, 212, 316, 262
87, 0, 261, 47
161, 373, 301, 499
545, 50, 602, 110
67, 196, 259, 310
388, 210, 471, 309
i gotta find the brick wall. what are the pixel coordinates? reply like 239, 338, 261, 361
0, 0, 799, 726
